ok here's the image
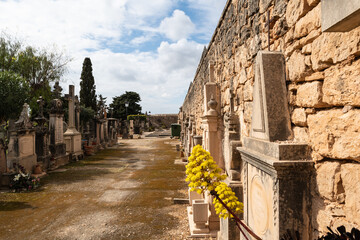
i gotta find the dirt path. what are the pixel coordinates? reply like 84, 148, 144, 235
0, 137, 190, 240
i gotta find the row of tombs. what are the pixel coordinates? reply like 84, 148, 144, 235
0, 85, 121, 186
179, 51, 352, 240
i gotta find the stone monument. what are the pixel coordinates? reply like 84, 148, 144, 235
63, 85, 83, 160
7, 104, 37, 172
49, 97, 69, 167
237, 51, 313, 240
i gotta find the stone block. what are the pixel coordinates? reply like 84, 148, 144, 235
304, 71, 324, 81
242, 137, 309, 160
307, 0, 319, 7
286, 0, 310, 27
293, 126, 309, 143
259, 0, 272, 13
341, 163, 360, 225
291, 108, 307, 126
294, 3, 321, 39
311, 27, 360, 71
273, 0, 287, 18
296, 81, 328, 108
323, 59, 360, 106
315, 161, 340, 201
288, 51, 311, 82
243, 80, 253, 101
322, 0, 360, 32
308, 109, 360, 161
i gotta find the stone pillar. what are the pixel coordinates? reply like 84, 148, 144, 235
237, 51, 313, 240
64, 85, 83, 160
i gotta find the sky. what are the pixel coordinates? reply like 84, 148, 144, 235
0, 0, 227, 114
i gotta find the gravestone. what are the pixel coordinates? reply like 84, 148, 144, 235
49, 98, 69, 167
7, 104, 37, 172
63, 85, 83, 160
237, 51, 313, 240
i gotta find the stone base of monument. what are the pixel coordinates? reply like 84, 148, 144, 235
187, 205, 218, 238
8, 155, 37, 174
52, 154, 70, 169
64, 132, 83, 161
238, 137, 314, 240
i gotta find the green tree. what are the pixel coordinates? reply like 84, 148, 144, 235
80, 58, 97, 112
0, 71, 30, 123
0, 34, 70, 118
110, 91, 142, 120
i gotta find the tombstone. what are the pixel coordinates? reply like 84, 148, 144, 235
34, 96, 51, 169
49, 98, 69, 167
237, 51, 313, 240
7, 104, 37, 173
63, 85, 83, 160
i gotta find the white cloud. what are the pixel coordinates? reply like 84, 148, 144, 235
0, 0, 226, 113
159, 10, 195, 41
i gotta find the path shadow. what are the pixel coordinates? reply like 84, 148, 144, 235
0, 201, 33, 211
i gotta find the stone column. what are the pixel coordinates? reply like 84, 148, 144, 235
64, 85, 83, 160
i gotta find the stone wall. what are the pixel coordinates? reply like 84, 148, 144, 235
148, 114, 178, 129
181, 0, 360, 237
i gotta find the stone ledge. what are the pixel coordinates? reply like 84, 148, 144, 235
242, 137, 310, 160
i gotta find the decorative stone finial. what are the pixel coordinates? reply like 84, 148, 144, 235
207, 95, 218, 116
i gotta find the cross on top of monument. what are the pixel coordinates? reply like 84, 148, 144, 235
65, 85, 75, 101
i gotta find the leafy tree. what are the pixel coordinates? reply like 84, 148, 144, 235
80, 58, 97, 112
0, 34, 70, 118
0, 71, 30, 123
110, 91, 142, 120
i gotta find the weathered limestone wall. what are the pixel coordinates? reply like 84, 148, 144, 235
181, 0, 360, 237
148, 114, 178, 129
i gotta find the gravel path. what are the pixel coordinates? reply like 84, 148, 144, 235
0, 137, 194, 240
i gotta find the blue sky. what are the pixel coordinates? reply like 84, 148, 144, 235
0, 0, 227, 114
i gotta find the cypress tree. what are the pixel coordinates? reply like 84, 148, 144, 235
80, 57, 97, 111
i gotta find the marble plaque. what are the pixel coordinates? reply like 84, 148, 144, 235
19, 135, 34, 157
55, 118, 64, 144
73, 134, 82, 152
246, 163, 277, 239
